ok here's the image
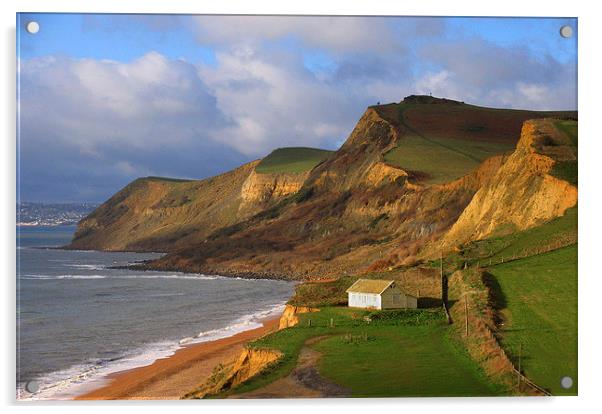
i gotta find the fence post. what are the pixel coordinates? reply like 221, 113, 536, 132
464, 297, 469, 337
517, 342, 523, 392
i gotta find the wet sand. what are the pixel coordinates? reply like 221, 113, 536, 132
75, 317, 280, 400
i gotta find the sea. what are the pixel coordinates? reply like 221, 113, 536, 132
16, 225, 295, 400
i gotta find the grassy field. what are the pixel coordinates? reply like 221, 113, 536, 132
555, 120, 578, 146
487, 245, 578, 395
314, 324, 501, 397
229, 307, 502, 397
255, 147, 334, 174
550, 120, 578, 185
424, 207, 577, 277
383, 135, 512, 184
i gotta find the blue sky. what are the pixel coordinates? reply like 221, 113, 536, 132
17, 14, 577, 202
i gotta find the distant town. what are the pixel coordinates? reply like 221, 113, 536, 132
17, 202, 98, 226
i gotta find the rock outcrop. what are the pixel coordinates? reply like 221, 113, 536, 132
185, 348, 282, 399
442, 119, 577, 247
278, 305, 319, 329
69, 161, 260, 252
223, 348, 282, 389
239, 170, 309, 215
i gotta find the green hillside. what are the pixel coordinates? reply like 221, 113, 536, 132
446, 206, 578, 395
450, 206, 577, 269
488, 245, 577, 395
376, 97, 575, 184
255, 147, 334, 174
555, 120, 578, 146
550, 119, 578, 185
383, 135, 512, 184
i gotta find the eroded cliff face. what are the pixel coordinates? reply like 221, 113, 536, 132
308, 108, 403, 193
239, 170, 309, 216
142, 106, 534, 279
223, 348, 282, 389
186, 348, 282, 398
442, 119, 577, 247
278, 305, 319, 329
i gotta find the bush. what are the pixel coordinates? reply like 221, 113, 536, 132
367, 308, 446, 325
292, 186, 315, 203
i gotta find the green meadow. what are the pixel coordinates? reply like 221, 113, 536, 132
488, 245, 578, 395
314, 323, 500, 397
230, 307, 502, 397
452, 206, 577, 268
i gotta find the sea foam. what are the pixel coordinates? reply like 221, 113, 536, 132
18, 301, 286, 400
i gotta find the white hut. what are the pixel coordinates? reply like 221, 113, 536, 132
346, 279, 418, 310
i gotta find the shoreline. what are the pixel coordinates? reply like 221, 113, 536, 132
75, 315, 281, 400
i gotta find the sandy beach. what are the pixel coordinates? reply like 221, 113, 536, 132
75, 316, 281, 400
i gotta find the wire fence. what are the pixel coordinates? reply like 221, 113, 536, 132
473, 236, 576, 269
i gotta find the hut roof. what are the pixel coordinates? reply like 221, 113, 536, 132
346, 279, 395, 295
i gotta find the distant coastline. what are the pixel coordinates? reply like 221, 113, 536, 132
17, 222, 80, 227
17, 202, 98, 227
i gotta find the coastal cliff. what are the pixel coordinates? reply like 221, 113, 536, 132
68, 96, 576, 280
68, 161, 260, 251
278, 305, 319, 329
442, 119, 578, 247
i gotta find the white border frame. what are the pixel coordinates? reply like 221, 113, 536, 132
2, 1, 600, 413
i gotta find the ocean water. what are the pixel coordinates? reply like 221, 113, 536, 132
16, 226, 295, 400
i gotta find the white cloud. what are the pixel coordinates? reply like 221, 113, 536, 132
193, 16, 405, 54
197, 47, 364, 156
417, 38, 576, 110
19, 53, 224, 154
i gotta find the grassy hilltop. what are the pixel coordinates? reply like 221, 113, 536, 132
255, 147, 334, 174
376, 98, 574, 184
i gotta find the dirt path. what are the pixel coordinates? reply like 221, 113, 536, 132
233, 336, 350, 398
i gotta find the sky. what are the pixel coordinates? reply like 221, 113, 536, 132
16, 14, 577, 203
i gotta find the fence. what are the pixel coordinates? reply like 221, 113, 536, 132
453, 269, 552, 396
473, 236, 576, 269
481, 320, 552, 396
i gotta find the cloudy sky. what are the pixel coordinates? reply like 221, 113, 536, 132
17, 14, 577, 203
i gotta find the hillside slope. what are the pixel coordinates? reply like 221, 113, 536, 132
69, 96, 577, 280
69, 162, 258, 251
